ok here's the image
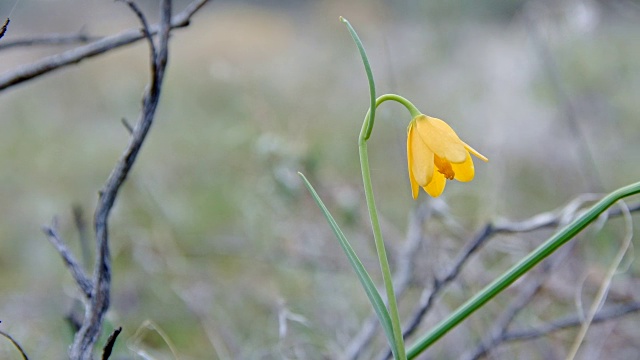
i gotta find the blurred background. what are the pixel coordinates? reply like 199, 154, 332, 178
1, 0, 640, 358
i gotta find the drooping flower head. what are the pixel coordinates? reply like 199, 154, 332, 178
407, 114, 488, 198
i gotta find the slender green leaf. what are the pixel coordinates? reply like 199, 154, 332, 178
298, 172, 399, 357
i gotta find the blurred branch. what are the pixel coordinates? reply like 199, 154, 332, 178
72, 205, 92, 268
460, 195, 602, 360
503, 301, 640, 342
474, 200, 636, 360
524, 7, 603, 191
0, 0, 209, 92
121, 118, 134, 134
33, 0, 208, 355
68, 0, 173, 356
101, 327, 122, 360
461, 240, 576, 360
374, 196, 639, 360
0, 328, 29, 360
0, 31, 100, 51
465, 301, 640, 360
42, 223, 93, 298
343, 201, 438, 360
0, 18, 9, 40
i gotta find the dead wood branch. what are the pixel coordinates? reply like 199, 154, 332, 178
0, 0, 208, 92
31, 0, 210, 358
0, 31, 100, 51
68, 1, 173, 357
369, 197, 639, 360
0, 328, 29, 360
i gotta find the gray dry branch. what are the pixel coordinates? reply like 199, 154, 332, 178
18, 0, 211, 358
68, 1, 173, 356
0, 31, 100, 51
0, 0, 208, 92
341, 193, 640, 360
0, 328, 29, 360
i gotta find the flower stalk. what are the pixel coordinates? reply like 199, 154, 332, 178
341, 16, 407, 359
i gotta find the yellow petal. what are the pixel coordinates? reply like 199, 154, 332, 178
452, 151, 475, 182
425, 171, 446, 197
463, 142, 488, 162
415, 115, 467, 164
408, 121, 434, 187
407, 127, 420, 199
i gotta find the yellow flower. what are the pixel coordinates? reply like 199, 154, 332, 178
407, 114, 488, 198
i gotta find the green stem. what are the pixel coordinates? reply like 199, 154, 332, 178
360, 94, 421, 142
356, 94, 418, 360
341, 16, 419, 360
359, 139, 405, 360
406, 181, 640, 359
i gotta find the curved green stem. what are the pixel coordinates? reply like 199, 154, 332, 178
406, 180, 640, 359
360, 94, 420, 142
342, 17, 417, 360
356, 94, 418, 360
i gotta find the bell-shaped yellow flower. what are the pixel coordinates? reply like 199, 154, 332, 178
407, 114, 488, 198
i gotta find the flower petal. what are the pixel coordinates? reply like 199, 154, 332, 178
424, 171, 446, 197
452, 151, 475, 182
407, 127, 420, 199
415, 115, 467, 163
408, 121, 434, 187
462, 141, 488, 162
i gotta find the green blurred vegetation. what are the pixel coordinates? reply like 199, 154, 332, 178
1, 0, 639, 358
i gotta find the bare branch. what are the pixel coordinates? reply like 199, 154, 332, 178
101, 327, 122, 360
72, 205, 92, 268
0, 32, 100, 51
343, 201, 437, 359
42, 224, 93, 298
0, 0, 209, 92
384, 223, 494, 360
121, 118, 134, 134
375, 197, 639, 359
68, 0, 182, 358
119, 0, 157, 60
502, 301, 640, 342
464, 302, 640, 360
0, 18, 9, 40
0, 328, 29, 360
461, 243, 575, 360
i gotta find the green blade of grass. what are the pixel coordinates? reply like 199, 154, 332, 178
298, 172, 399, 358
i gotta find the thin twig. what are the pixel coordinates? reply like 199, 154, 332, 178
72, 205, 92, 268
343, 201, 437, 359
0, 32, 100, 51
524, 9, 603, 191
119, 0, 157, 60
42, 224, 93, 298
502, 301, 640, 342
0, 328, 29, 360
462, 244, 575, 360
382, 223, 494, 360
0, 0, 209, 91
101, 327, 122, 360
0, 18, 9, 40
566, 201, 634, 359
375, 197, 639, 359
68, 1, 175, 358
121, 118, 134, 134
461, 197, 595, 360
